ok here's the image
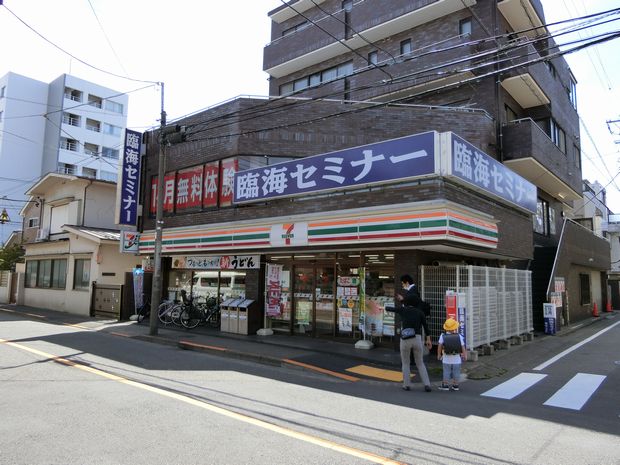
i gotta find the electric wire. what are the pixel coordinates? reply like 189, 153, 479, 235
184, 9, 620, 139
86, 0, 129, 78
1, 3, 157, 85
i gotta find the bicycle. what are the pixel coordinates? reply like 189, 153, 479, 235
179, 294, 220, 329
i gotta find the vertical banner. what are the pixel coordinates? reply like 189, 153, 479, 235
543, 303, 556, 335
118, 130, 142, 225
445, 290, 457, 320
133, 267, 144, 314
203, 161, 220, 208
219, 158, 238, 207
266, 264, 283, 317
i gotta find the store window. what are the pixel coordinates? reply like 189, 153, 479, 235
166, 269, 246, 304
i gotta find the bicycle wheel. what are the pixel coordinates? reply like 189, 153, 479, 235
207, 308, 220, 328
180, 306, 202, 329
170, 304, 184, 326
158, 301, 173, 325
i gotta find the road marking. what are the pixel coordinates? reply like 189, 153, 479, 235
533, 320, 620, 371
346, 365, 410, 382
481, 373, 547, 399
543, 373, 606, 410
0, 338, 400, 464
283, 359, 360, 382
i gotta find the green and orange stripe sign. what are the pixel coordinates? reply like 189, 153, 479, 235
139, 208, 497, 254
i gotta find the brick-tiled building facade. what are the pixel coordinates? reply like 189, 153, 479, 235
138, 0, 609, 343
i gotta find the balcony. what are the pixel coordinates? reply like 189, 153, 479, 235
502, 118, 581, 201
499, 41, 551, 108
264, 0, 476, 78
497, 0, 545, 38
62, 112, 81, 127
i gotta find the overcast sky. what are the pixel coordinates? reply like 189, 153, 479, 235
0, 0, 618, 213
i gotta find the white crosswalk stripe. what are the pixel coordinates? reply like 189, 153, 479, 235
481, 373, 547, 399
481, 371, 607, 411
543, 373, 606, 410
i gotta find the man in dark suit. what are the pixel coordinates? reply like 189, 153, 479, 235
388, 274, 432, 391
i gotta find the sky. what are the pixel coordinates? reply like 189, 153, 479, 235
0, 0, 618, 215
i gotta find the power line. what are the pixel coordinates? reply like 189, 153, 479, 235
185, 8, 620, 139
1, 3, 157, 85
86, 0, 129, 78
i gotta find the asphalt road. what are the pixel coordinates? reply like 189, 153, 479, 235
1, 310, 618, 465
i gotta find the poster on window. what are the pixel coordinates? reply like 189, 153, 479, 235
150, 173, 176, 214
219, 158, 238, 207
266, 264, 283, 317
203, 161, 219, 208
338, 307, 353, 332
176, 166, 203, 210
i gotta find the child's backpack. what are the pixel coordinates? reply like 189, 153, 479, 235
442, 333, 462, 355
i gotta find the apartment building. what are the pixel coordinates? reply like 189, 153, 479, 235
138, 0, 609, 343
0, 72, 128, 244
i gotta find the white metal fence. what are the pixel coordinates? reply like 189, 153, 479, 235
420, 265, 532, 349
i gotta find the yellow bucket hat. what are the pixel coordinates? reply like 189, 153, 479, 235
443, 318, 459, 331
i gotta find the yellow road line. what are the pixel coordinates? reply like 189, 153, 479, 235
283, 359, 360, 382
346, 365, 413, 383
0, 337, 404, 465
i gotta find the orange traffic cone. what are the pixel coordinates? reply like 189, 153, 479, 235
592, 301, 599, 317
606, 300, 612, 313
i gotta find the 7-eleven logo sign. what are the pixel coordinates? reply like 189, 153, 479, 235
270, 223, 308, 247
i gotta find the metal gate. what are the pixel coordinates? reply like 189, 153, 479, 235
420, 265, 533, 349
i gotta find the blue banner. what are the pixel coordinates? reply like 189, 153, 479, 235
234, 131, 436, 203
449, 133, 537, 213
119, 129, 142, 225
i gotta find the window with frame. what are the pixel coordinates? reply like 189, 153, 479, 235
579, 273, 591, 305
105, 100, 124, 114
103, 123, 122, 136
28, 258, 67, 289
574, 145, 581, 169
74, 258, 91, 290
27, 217, 39, 228
400, 39, 412, 55
568, 76, 577, 109
534, 198, 549, 235
278, 61, 354, 95
459, 18, 472, 36
102, 147, 119, 159
0, 85, 5, 98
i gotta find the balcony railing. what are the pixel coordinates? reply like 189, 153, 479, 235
60, 140, 78, 152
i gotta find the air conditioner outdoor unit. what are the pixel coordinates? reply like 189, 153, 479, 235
35, 228, 49, 242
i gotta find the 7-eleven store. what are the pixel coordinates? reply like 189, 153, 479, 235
138, 131, 534, 344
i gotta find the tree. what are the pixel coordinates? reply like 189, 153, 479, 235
0, 244, 24, 271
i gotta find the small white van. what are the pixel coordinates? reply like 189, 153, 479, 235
192, 271, 246, 301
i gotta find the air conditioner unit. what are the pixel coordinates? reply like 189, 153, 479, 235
35, 228, 49, 242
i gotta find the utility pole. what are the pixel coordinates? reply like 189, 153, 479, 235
149, 82, 166, 336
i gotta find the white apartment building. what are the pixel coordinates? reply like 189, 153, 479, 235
0, 72, 128, 244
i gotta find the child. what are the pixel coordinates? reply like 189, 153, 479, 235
437, 318, 466, 391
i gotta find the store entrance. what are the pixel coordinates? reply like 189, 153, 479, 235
293, 265, 335, 337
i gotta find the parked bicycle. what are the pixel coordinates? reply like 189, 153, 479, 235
178, 292, 220, 329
